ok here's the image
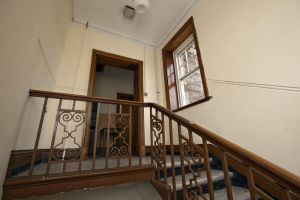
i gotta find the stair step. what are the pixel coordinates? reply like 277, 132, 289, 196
163, 169, 232, 191
164, 156, 207, 169
203, 186, 250, 200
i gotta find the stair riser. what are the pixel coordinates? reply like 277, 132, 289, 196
210, 155, 249, 189
172, 179, 227, 200
159, 163, 206, 178
4, 166, 155, 200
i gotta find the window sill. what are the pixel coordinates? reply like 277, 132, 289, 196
173, 96, 212, 113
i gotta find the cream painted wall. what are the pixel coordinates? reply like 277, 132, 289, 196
0, 0, 71, 196
158, 0, 300, 176
56, 22, 163, 100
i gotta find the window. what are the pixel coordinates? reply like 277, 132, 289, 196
173, 36, 205, 107
162, 17, 210, 111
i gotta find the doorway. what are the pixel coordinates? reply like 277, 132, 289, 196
83, 49, 144, 158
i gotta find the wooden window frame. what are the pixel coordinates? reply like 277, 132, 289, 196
162, 17, 211, 112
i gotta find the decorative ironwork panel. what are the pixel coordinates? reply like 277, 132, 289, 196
107, 113, 131, 158
180, 135, 206, 200
151, 115, 164, 169
53, 110, 86, 160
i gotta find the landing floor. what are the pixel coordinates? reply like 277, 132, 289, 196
23, 181, 162, 200
13, 155, 183, 177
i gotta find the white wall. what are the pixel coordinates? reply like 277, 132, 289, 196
0, 0, 71, 195
158, 0, 300, 176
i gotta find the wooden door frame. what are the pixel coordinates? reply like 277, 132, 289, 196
82, 49, 145, 158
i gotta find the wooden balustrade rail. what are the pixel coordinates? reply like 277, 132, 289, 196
5, 89, 299, 200
29, 90, 146, 106
30, 90, 300, 193
148, 103, 300, 193
21, 90, 147, 177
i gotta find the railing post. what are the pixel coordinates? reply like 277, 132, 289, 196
92, 102, 100, 169
203, 138, 215, 200
221, 152, 233, 200
150, 106, 154, 165
161, 113, 167, 184
46, 99, 62, 175
169, 118, 177, 200
138, 106, 143, 166
247, 167, 257, 200
105, 104, 112, 169
28, 97, 48, 176
128, 105, 132, 167
178, 123, 188, 198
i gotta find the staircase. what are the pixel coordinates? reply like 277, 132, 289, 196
151, 153, 250, 200
2, 90, 300, 200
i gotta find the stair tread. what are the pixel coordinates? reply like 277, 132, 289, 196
164, 156, 207, 169
163, 169, 233, 191
203, 186, 250, 200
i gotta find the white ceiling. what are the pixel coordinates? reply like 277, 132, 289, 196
72, 0, 197, 47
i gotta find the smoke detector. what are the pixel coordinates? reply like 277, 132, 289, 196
123, 5, 136, 19
134, 0, 149, 14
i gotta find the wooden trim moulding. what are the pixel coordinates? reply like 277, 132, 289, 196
173, 96, 212, 112
162, 16, 210, 111
3, 165, 155, 200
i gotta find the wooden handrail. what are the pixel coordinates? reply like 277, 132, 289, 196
148, 102, 300, 193
28, 89, 300, 193
29, 90, 146, 106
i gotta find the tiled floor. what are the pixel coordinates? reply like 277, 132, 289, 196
24, 181, 162, 200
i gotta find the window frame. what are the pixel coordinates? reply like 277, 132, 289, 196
162, 17, 211, 112
173, 35, 205, 107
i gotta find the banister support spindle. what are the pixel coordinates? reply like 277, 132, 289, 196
28, 97, 48, 176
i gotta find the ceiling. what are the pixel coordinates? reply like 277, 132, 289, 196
72, 0, 197, 47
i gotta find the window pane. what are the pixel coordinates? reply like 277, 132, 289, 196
180, 70, 205, 106
186, 43, 199, 70
176, 42, 199, 78
178, 51, 188, 77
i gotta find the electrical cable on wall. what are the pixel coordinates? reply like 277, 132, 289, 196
72, 21, 89, 94
154, 48, 160, 104
143, 44, 147, 97
63, 21, 89, 160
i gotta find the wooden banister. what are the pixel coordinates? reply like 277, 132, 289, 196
29, 90, 300, 191
6, 89, 298, 199
148, 102, 300, 193
29, 90, 145, 106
